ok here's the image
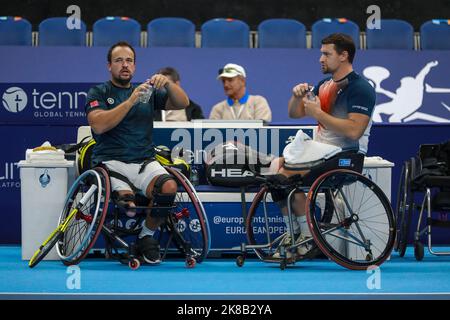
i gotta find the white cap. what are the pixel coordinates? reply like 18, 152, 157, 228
217, 63, 246, 79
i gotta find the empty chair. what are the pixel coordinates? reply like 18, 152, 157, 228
0, 16, 32, 45
201, 18, 250, 48
420, 19, 450, 50
147, 17, 195, 47
39, 17, 86, 46
366, 19, 414, 49
93, 16, 141, 47
312, 18, 360, 48
257, 19, 306, 48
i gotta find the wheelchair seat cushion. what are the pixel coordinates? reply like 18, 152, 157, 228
283, 130, 342, 170
416, 175, 450, 188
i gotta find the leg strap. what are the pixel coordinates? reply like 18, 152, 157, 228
150, 192, 177, 217
270, 187, 291, 203
153, 174, 175, 194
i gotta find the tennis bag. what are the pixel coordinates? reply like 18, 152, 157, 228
205, 141, 274, 187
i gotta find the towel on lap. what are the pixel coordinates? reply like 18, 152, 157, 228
283, 130, 342, 166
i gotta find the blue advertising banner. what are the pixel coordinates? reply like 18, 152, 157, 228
1, 47, 448, 124
0, 47, 448, 248
0, 83, 92, 125
0, 125, 78, 244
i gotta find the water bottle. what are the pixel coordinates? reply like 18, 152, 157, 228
139, 84, 154, 103
190, 165, 199, 186
306, 86, 316, 101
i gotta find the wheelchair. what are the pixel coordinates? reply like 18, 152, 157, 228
236, 152, 396, 270
394, 141, 450, 261
51, 164, 210, 270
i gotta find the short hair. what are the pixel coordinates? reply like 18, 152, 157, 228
107, 41, 136, 63
157, 67, 180, 82
321, 33, 356, 64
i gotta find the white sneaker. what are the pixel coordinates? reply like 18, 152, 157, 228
295, 235, 314, 256
271, 233, 294, 259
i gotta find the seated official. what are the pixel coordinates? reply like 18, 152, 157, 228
209, 63, 272, 122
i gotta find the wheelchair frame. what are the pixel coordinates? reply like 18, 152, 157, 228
98, 166, 210, 269
29, 165, 210, 270
394, 143, 450, 261
236, 153, 396, 270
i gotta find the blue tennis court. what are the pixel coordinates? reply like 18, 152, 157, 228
1, 245, 450, 300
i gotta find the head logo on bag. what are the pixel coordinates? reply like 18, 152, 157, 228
205, 141, 273, 187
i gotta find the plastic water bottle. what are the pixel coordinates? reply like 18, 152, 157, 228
190, 165, 199, 186
139, 84, 154, 103
306, 86, 315, 101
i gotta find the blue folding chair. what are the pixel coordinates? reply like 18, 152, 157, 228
311, 18, 360, 49
93, 16, 141, 47
366, 19, 414, 50
420, 19, 450, 50
39, 17, 86, 46
201, 18, 250, 48
147, 17, 195, 47
257, 19, 306, 48
0, 16, 32, 45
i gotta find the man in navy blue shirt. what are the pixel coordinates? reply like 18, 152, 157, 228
85, 41, 189, 264
271, 33, 376, 259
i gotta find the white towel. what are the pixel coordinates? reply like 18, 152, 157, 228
283, 130, 342, 166
25, 141, 65, 163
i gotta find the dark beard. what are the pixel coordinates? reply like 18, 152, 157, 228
113, 75, 132, 87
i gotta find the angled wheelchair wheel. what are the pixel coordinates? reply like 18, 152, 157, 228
56, 167, 110, 265
394, 160, 413, 257
159, 167, 210, 263
306, 169, 395, 270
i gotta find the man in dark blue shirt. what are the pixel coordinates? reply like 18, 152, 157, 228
271, 33, 376, 259
85, 41, 189, 264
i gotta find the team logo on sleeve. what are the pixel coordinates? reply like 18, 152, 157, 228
89, 100, 99, 108
107, 98, 115, 104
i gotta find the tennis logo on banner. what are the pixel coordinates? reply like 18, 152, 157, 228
2, 87, 27, 113
0, 83, 93, 125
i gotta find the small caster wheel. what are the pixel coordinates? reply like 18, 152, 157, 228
414, 241, 424, 261
129, 258, 140, 270
186, 258, 196, 268
236, 255, 245, 267
104, 251, 111, 259
280, 260, 286, 270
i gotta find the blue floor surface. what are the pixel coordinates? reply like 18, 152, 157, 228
1, 245, 450, 299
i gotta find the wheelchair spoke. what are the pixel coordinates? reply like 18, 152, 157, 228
308, 170, 395, 269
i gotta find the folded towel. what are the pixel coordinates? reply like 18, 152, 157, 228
283, 130, 342, 166
26, 141, 65, 163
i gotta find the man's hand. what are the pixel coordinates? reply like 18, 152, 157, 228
302, 95, 322, 118
149, 74, 170, 90
292, 83, 311, 98
128, 82, 152, 106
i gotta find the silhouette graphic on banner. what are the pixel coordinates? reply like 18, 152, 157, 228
364, 61, 450, 123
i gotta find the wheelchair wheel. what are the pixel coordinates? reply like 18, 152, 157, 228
246, 186, 333, 261
56, 167, 110, 265
394, 160, 413, 257
306, 169, 395, 270
159, 167, 210, 263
